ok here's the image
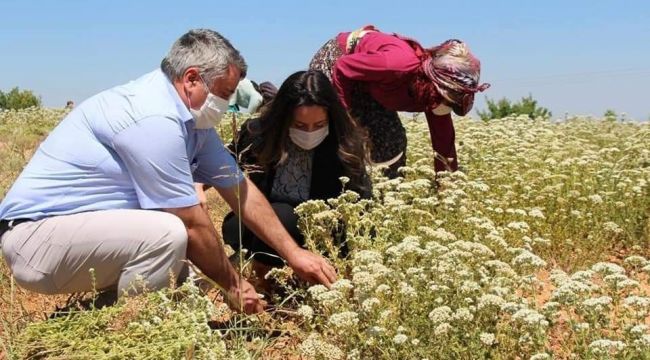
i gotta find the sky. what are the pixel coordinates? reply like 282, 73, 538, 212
1, 0, 649, 120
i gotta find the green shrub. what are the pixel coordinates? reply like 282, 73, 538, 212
0, 87, 41, 110
478, 94, 551, 121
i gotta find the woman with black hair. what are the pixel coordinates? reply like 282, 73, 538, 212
221, 70, 370, 279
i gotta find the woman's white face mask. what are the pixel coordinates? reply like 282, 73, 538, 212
188, 77, 230, 129
432, 103, 453, 116
289, 126, 329, 150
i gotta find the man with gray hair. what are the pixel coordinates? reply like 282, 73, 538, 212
0, 29, 336, 314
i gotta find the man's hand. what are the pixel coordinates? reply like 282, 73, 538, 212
225, 278, 265, 314
164, 204, 264, 314
216, 178, 337, 288
285, 248, 337, 287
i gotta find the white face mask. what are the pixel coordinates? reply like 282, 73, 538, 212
432, 103, 453, 116
188, 77, 230, 129
289, 126, 329, 150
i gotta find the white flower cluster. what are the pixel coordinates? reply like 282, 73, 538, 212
588, 339, 626, 355
297, 305, 314, 321
328, 311, 359, 329
286, 116, 650, 359
299, 333, 345, 360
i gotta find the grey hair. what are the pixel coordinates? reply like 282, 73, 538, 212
161, 29, 247, 85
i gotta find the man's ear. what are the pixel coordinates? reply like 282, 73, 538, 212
183, 67, 201, 87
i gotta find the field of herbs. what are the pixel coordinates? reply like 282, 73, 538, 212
0, 108, 649, 359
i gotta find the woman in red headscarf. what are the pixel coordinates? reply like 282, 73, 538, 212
309, 25, 489, 178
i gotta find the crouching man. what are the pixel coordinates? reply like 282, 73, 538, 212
0, 29, 336, 314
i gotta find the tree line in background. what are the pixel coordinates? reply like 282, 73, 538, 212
1, 87, 643, 120
0, 87, 41, 110
477, 94, 645, 121
477, 94, 552, 121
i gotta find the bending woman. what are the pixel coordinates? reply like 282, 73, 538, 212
310, 25, 489, 177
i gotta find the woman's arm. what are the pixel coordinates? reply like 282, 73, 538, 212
216, 177, 338, 287
425, 111, 459, 172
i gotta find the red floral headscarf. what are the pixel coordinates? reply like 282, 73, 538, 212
421, 39, 490, 115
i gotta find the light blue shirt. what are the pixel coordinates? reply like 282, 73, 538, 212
0, 69, 244, 220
